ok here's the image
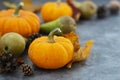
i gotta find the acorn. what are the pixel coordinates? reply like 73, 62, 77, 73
108, 0, 120, 15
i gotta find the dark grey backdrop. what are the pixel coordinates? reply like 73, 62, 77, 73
0, 0, 120, 80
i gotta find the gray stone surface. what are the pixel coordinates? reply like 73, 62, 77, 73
0, 0, 120, 80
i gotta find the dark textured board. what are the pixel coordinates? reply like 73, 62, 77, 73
0, 0, 120, 80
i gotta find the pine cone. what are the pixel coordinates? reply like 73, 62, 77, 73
0, 52, 17, 72
97, 5, 107, 19
0, 67, 4, 74
20, 64, 33, 76
26, 33, 42, 48
23, 33, 42, 54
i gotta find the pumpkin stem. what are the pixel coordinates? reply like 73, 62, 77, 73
13, 2, 24, 16
48, 28, 61, 43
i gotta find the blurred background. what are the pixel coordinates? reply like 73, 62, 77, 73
0, 0, 116, 10
0, 0, 120, 80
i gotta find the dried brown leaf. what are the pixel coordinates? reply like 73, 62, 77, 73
66, 0, 81, 22
22, 0, 42, 12
66, 40, 94, 68
73, 40, 94, 62
62, 32, 80, 52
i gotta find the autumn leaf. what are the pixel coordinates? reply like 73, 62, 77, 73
62, 32, 80, 52
66, 0, 81, 22
23, 0, 33, 6
66, 40, 94, 68
3, 1, 16, 9
3, 0, 42, 12
22, 0, 42, 12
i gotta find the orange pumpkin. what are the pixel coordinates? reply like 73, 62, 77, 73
0, 2, 40, 37
28, 28, 74, 69
41, 0, 73, 22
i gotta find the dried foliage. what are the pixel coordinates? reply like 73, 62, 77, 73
67, 40, 94, 68
66, 0, 81, 22
63, 32, 80, 52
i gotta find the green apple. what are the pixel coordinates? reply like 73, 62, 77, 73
40, 16, 76, 34
78, 1, 97, 19
0, 32, 26, 57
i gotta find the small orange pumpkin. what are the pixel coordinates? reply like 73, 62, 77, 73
0, 2, 40, 37
28, 28, 74, 69
41, 0, 73, 22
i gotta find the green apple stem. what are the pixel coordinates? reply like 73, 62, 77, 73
13, 2, 24, 16
48, 28, 61, 43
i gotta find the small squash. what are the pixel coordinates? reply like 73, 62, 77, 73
0, 2, 40, 37
28, 28, 74, 69
41, 0, 73, 22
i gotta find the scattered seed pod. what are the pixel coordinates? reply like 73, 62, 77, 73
108, 0, 120, 15
97, 5, 107, 19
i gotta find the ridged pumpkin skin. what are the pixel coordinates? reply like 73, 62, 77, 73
28, 36, 74, 69
0, 9, 40, 37
41, 2, 73, 22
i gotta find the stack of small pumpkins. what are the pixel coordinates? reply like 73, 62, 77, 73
0, 0, 93, 69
